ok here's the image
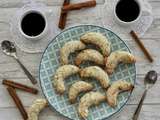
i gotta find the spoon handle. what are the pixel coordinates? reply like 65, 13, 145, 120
132, 89, 148, 120
15, 59, 37, 84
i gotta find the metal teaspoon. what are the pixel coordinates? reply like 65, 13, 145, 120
133, 70, 158, 120
1, 40, 37, 84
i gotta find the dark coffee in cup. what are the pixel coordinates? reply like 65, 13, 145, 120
115, 0, 140, 22
21, 11, 46, 37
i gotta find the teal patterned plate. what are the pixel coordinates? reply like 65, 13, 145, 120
39, 25, 136, 120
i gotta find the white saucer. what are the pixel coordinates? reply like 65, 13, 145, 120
10, 2, 60, 53
101, 0, 153, 37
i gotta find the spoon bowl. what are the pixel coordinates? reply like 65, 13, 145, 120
1, 40, 17, 57
145, 70, 158, 85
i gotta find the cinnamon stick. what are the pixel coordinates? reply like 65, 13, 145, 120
130, 30, 153, 62
58, 0, 70, 29
62, 0, 96, 12
7, 87, 28, 120
2, 79, 38, 94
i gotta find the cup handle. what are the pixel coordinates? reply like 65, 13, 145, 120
141, 0, 152, 16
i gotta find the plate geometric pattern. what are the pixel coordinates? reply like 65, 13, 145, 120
39, 25, 136, 120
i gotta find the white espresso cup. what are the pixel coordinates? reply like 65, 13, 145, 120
114, 0, 152, 26
19, 10, 48, 41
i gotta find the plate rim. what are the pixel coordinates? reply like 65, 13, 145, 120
39, 24, 136, 120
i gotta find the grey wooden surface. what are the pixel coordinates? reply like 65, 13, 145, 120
0, 0, 160, 120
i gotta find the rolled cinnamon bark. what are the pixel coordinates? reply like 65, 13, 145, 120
58, 0, 70, 29
62, 0, 96, 12
130, 30, 153, 62
7, 87, 28, 120
2, 79, 38, 94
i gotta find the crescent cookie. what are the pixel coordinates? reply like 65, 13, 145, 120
53, 65, 80, 94
69, 81, 94, 103
80, 32, 111, 56
75, 49, 105, 66
106, 80, 134, 107
105, 51, 136, 74
78, 91, 106, 119
80, 66, 110, 89
60, 41, 86, 65
28, 99, 48, 120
